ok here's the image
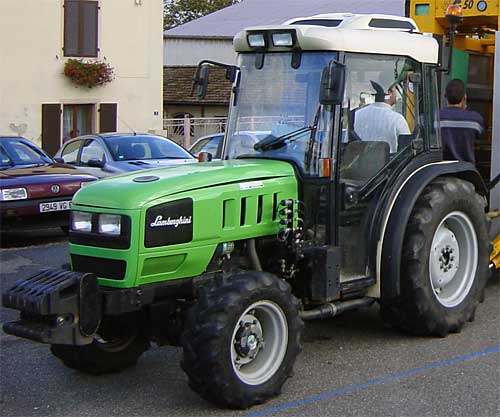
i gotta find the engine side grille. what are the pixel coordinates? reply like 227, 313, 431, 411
223, 192, 279, 229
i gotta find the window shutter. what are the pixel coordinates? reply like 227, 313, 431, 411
63, 1, 79, 56
99, 103, 117, 133
42, 104, 62, 156
81, 1, 98, 57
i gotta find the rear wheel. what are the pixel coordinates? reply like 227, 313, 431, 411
51, 315, 149, 375
181, 271, 303, 409
382, 177, 489, 336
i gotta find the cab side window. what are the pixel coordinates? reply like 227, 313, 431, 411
424, 64, 440, 149
61, 140, 82, 164
340, 54, 423, 186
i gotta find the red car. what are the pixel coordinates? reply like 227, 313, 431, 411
0, 137, 97, 231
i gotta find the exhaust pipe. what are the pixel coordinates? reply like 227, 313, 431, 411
300, 297, 374, 321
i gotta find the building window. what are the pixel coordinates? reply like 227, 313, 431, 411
63, 104, 94, 142
64, 0, 99, 57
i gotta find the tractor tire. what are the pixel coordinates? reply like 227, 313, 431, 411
382, 177, 489, 336
51, 316, 150, 375
181, 271, 303, 409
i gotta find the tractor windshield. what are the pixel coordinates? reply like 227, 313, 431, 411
224, 52, 338, 176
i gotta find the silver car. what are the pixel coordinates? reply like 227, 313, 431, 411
55, 133, 195, 178
189, 133, 224, 158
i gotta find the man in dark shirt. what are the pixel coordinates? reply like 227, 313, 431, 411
440, 79, 484, 164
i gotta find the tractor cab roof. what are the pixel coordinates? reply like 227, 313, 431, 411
234, 13, 439, 64
284, 13, 418, 32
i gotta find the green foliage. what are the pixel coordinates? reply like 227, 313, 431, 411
164, 0, 241, 30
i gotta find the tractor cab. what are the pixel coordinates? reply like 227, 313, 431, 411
195, 15, 446, 297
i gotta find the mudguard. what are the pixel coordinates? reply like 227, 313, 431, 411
376, 160, 486, 301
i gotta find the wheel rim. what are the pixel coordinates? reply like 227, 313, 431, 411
230, 300, 288, 386
429, 211, 478, 308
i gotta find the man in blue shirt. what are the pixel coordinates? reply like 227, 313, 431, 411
440, 79, 484, 164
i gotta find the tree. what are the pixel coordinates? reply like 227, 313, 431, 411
164, 0, 241, 30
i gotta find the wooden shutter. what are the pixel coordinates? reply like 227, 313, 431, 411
81, 1, 98, 57
42, 104, 62, 156
64, 1, 98, 57
64, 1, 79, 56
99, 103, 117, 133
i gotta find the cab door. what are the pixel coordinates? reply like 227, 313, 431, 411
336, 53, 424, 290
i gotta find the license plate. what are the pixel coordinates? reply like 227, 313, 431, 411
39, 201, 72, 213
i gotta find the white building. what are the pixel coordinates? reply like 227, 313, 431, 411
0, 0, 163, 155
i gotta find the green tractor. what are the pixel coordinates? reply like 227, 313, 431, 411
3, 14, 492, 409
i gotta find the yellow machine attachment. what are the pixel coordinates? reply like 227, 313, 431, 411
489, 212, 500, 271
490, 235, 500, 271
410, 0, 498, 54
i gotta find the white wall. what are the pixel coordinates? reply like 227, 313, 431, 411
164, 38, 236, 66
0, 0, 163, 146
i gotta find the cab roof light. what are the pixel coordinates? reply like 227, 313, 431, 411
446, 1, 463, 24
272, 32, 295, 47
247, 33, 267, 49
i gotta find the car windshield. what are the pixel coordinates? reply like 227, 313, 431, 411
190, 135, 223, 157
104, 135, 192, 161
224, 52, 337, 176
0, 139, 52, 167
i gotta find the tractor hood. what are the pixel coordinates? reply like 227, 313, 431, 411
73, 159, 296, 209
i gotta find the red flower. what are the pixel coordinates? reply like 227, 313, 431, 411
63, 59, 114, 88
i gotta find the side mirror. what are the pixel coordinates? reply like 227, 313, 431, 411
319, 61, 346, 106
198, 152, 213, 162
87, 158, 105, 168
53, 157, 64, 163
193, 64, 211, 99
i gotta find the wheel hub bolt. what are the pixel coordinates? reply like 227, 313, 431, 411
247, 334, 258, 350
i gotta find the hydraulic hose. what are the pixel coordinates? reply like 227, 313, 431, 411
248, 238, 263, 272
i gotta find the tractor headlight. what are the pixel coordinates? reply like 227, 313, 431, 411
98, 214, 121, 235
72, 211, 93, 232
0, 188, 27, 201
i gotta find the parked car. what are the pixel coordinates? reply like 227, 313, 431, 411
189, 131, 272, 160
189, 133, 224, 158
0, 136, 97, 232
55, 133, 195, 178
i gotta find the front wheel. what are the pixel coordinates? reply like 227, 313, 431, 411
382, 177, 489, 336
181, 271, 303, 409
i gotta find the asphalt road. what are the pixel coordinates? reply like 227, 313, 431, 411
1, 231, 499, 417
